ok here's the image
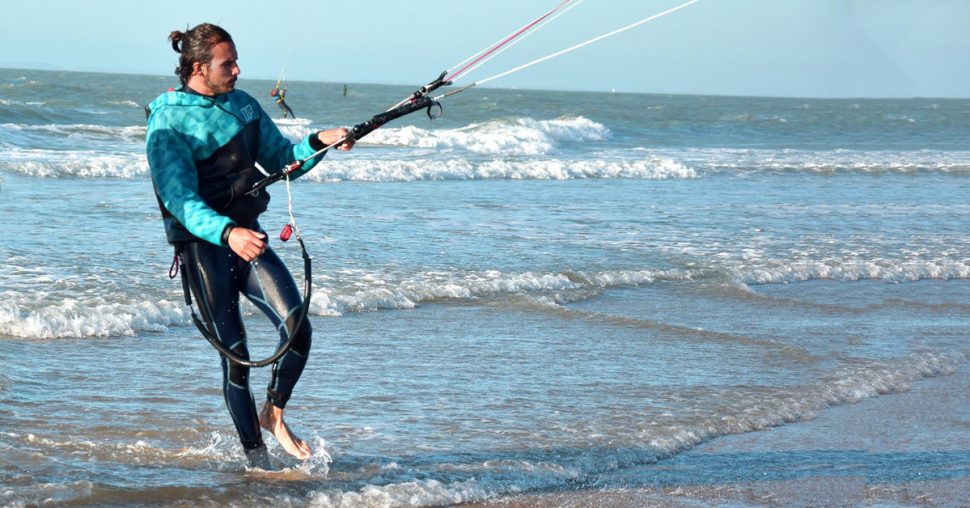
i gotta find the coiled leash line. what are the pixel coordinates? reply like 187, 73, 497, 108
172, 234, 312, 368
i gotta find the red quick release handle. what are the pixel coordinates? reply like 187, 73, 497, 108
280, 224, 293, 242
284, 160, 303, 174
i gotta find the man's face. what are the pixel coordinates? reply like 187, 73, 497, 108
198, 41, 239, 95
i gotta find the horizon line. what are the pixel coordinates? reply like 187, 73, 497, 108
2, 64, 968, 101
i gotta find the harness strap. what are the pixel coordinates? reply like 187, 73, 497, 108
169, 251, 180, 279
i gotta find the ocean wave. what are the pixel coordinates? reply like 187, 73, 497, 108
0, 268, 691, 338
308, 351, 961, 507
1, 347, 959, 508
106, 100, 141, 108
273, 115, 610, 155
641, 351, 961, 454
272, 117, 314, 142
737, 258, 970, 285
719, 113, 788, 123
0, 148, 691, 181
10, 429, 236, 467
2, 300, 960, 507
0, 122, 146, 143
657, 147, 970, 174
0, 148, 148, 178
309, 268, 694, 316
12, 259, 966, 339
306, 156, 694, 182
0, 299, 185, 339
359, 116, 610, 155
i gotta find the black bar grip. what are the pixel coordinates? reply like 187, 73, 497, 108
248, 94, 440, 197
348, 95, 434, 141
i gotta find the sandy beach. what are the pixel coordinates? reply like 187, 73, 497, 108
469, 365, 970, 507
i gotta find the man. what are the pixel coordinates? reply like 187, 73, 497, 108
270, 79, 296, 118
145, 23, 352, 468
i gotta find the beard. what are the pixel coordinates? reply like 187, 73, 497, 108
204, 74, 236, 95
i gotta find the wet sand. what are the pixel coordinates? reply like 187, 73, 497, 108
468, 365, 970, 507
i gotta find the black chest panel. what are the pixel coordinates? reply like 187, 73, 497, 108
194, 120, 271, 228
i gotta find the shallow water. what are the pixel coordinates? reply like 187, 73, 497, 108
0, 68, 968, 506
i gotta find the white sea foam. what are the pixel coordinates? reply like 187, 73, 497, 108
361, 116, 610, 155
107, 100, 140, 108
647, 147, 970, 174
0, 150, 694, 182
0, 269, 691, 338
272, 115, 610, 155
719, 113, 787, 123
14, 258, 966, 340
0, 299, 185, 339
10, 125, 962, 181
306, 157, 694, 182
309, 478, 493, 508
11, 428, 246, 470
309, 268, 694, 316
0, 148, 148, 178
309, 465, 581, 508
883, 113, 916, 123
738, 258, 970, 285
2, 258, 963, 340
272, 117, 314, 142
0, 480, 94, 507
666, 237, 970, 286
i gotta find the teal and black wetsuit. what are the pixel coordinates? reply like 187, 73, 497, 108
146, 86, 325, 453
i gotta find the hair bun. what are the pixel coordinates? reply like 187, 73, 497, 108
168, 31, 184, 54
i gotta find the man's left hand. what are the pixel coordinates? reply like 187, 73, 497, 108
318, 128, 354, 151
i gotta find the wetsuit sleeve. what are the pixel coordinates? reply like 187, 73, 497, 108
147, 121, 235, 246
255, 109, 323, 179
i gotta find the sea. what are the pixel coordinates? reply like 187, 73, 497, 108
1, 68, 968, 507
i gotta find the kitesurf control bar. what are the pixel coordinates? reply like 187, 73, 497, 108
248, 0, 704, 198
247, 72, 451, 197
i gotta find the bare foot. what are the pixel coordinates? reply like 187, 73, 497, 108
259, 401, 312, 459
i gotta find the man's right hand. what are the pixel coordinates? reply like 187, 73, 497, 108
228, 227, 266, 261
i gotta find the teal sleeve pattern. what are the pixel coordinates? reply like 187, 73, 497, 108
146, 108, 234, 246
254, 105, 324, 179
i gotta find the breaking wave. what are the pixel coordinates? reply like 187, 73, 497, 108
275, 116, 610, 156
306, 157, 695, 182
0, 268, 692, 339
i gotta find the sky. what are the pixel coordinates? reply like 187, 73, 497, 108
2, 0, 968, 98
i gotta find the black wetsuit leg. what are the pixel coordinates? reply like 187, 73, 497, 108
181, 241, 312, 450
182, 241, 262, 450
241, 246, 312, 409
